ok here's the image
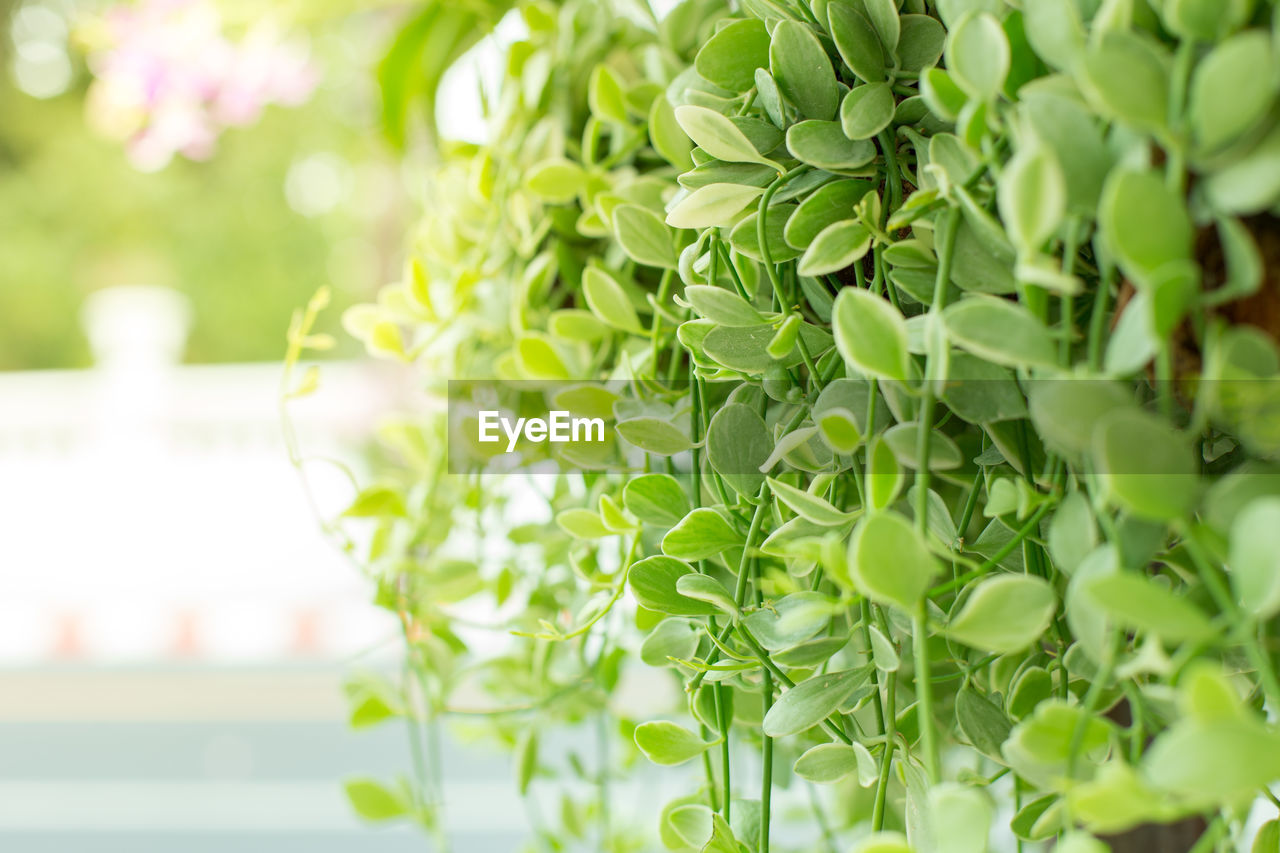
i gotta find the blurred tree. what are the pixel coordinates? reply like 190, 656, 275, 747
0, 0, 405, 369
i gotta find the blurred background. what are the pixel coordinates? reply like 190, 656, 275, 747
0, 0, 524, 848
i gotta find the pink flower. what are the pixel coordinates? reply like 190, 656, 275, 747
83, 0, 319, 170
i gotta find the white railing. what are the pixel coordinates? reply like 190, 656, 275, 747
0, 286, 404, 663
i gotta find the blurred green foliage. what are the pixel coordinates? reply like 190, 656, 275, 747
0, 0, 399, 370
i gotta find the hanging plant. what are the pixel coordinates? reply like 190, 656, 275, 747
287, 0, 1280, 850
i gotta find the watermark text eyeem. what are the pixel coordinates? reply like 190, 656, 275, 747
478, 410, 606, 452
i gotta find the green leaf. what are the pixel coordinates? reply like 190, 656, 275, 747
589, 64, 628, 123
583, 267, 643, 333
833, 287, 911, 381
818, 407, 863, 454
1201, 121, 1280, 216
770, 20, 839, 120
1022, 0, 1083, 71
1028, 379, 1133, 458
674, 104, 783, 169
849, 832, 913, 853
629, 556, 719, 617
703, 813, 740, 853
675, 573, 738, 618
707, 403, 772, 496
526, 158, 586, 203
662, 508, 744, 561
797, 220, 873, 277
556, 508, 613, 540
634, 720, 720, 765
641, 618, 700, 668
998, 143, 1066, 255
1092, 408, 1199, 521
848, 511, 941, 611
768, 315, 800, 358
728, 204, 803, 263
1189, 32, 1275, 154
623, 474, 690, 527
649, 95, 694, 170
897, 14, 946, 71
1254, 820, 1280, 853
943, 295, 1057, 369
785, 179, 874, 249
703, 321, 831, 372
946, 575, 1056, 653
1099, 170, 1193, 289
1009, 794, 1059, 842
1083, 570, 1215, 641
614, 204, 678, 269
667, 183, 764, 230
1144, 718, 1280, 807
664, 800, 711, 848
1021, 91, 1111, 213
794, 741, 878, 785
868, 623, 899, 672
1229, 497, 1280, 619
862, 0, 899, 53
1003, 700, 1111, 779
921, 67, 968, 122
945, 12, 1010, 101
743, 591, 837, 651
1079, 31, 1169, 132
345, 778, 407, 821
549, 309, 608, 342
882, 422, 964, 470
1047, 491, 1098, 576
516, 334, 570, 379
768, 476, 860, 526
763, 668, 866, 736
840, 83, 896, 142
616, 416, 692, 455
828, 2, 885, 83
955, 687, 1012, 761
1164, 0, 1252, 42
342, 485, 408, 519
787, 121, 878, 172
940, 353, 1027, 424
515, 728, 538, 795
696, 18, 772, 92
684, 285, 766, 327
866, 435, 904, 510
929, 783, 993, 853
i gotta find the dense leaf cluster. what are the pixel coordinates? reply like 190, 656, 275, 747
292, 0, 1280, 850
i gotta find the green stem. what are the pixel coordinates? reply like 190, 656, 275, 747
915, 209, 962, 537
736, 624, 853, 745
757, 166, 812, 309
650, 268, 675, 378
871, 657, 898, 831
714, 681, 731, 819
761, 669, 774, 853
929, 502, 1055, 596
1182, 528, 1280, 705
1087, 263, 1115, 372
913, 599, 941, 784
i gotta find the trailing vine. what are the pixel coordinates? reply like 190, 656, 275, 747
289, 0, 1280, 850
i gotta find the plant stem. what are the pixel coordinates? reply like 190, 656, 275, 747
915, 208, 962, 538
761, 668, 774, 853
871, 661, 898, 831
714, 681, 731, 819
758, 166, 812, 309
1182, 528, 1280, 706
929, 502, 1055, 596
914, 599, 941, 784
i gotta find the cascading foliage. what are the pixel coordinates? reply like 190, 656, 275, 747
290, 0, 1280, 850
